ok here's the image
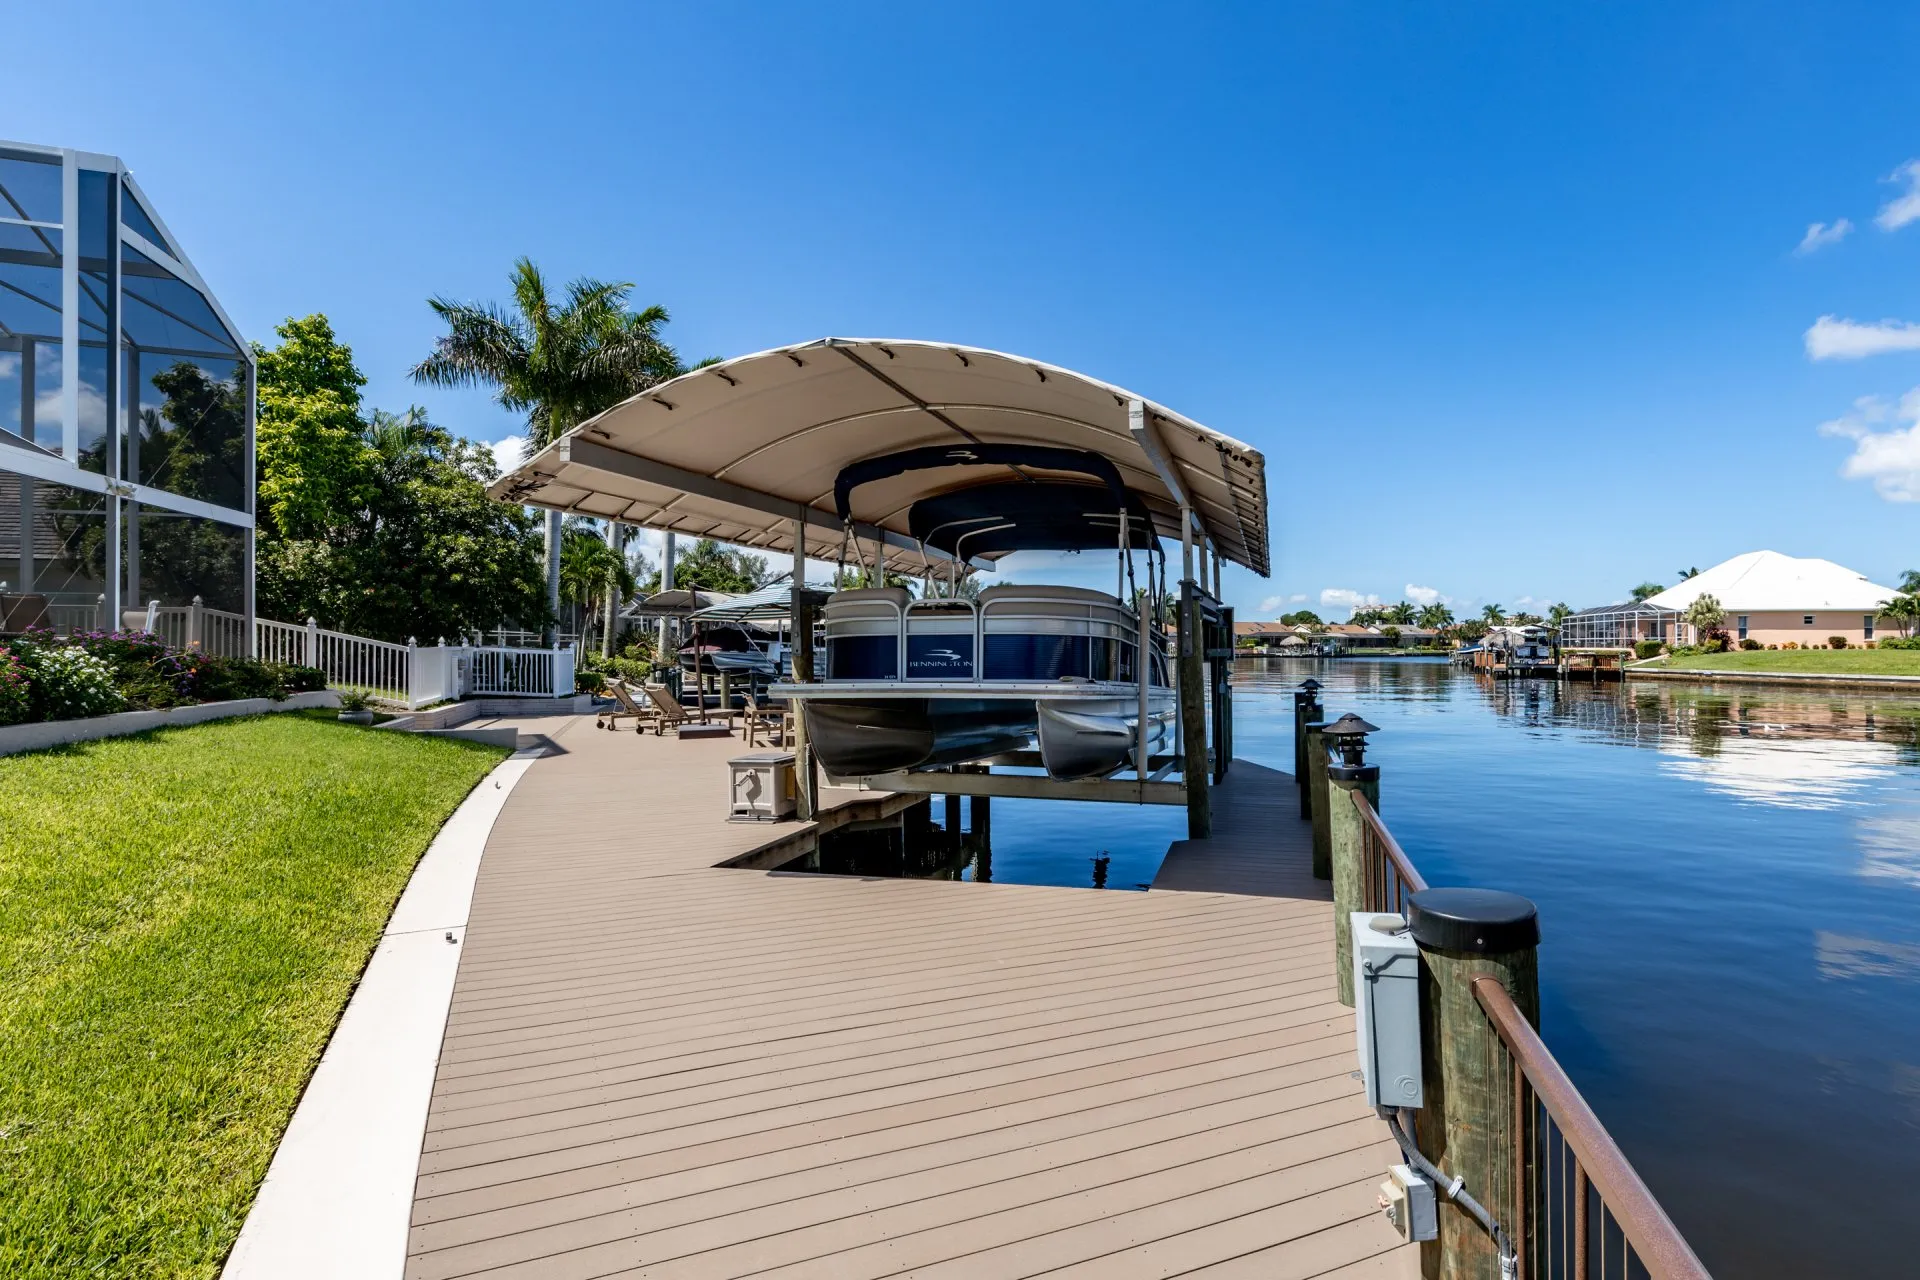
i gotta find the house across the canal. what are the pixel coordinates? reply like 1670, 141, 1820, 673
1562, 550, 1900, 648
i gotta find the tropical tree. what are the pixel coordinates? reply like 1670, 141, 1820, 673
666, 537, 771, 594
1508, 611, 1543, 625
1883, 593, 1920, 637
252, 316, 548, 642
1384, 600, 1418, 625
1279, 609, 1322, 626
1416, 603, 1454, 630
1548, 601, 1572, 628
1676, 566, 1701, 581
411, 259, 694, 635
1630, 582, 1666, 602
559, 517, 637, 633
412, 258, 688, 451
1481, 603, 1506, 625
1454, 618, 1490, 643
1684, 592, 1727, 648
1900, 569, 1920, 595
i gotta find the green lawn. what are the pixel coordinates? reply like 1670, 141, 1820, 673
0, 713, 507, 1279
1649, 648, 1920, 675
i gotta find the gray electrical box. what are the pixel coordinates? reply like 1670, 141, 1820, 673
1352, 912, 1424, 1109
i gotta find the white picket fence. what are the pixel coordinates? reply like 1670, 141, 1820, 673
125, 599, 574, 708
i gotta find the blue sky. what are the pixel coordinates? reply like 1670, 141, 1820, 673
9, 2, 1920, 618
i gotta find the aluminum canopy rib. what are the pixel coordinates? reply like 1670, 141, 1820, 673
489, 337, 1271, 578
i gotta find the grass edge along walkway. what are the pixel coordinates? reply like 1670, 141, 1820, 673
0, 711, 507, 1280
1634, 648, 1920, 677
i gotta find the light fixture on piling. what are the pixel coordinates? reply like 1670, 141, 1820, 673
1321, 712, 1380, 768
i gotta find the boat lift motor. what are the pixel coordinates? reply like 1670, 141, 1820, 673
1351, 912, 1437, 1243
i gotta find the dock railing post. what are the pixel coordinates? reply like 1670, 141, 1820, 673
1178, 578, 1211, 839
789, 529, 819, 822
1324, 715, 1380, 1007
1304, 716, 1330, 877
1408, 888, 1540, 1280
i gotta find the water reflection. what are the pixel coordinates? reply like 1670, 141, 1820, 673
1235, 654, 1920, 808
1815, 930, 1920, 980
781, 794, 1176, 891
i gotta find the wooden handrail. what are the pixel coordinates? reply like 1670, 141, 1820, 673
1351, 789, 1428, 895
1473, 977, 1712, 1280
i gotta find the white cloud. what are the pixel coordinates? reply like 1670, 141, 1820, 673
1404, 583, 1446, 606
1795, 218, 1853, 254
1877, 160, 1920, 231
1805, 315, 1920, 361
1818, 388, 1920, 501
488, 434, 527, 475
1320, 588, 1380, 616
1256, 592, 1311, 616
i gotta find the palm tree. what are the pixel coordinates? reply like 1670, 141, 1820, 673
1676, 566, 1701, 581
1416, 603, 1454, 630
1882, 592, 1920, 637
412, 259, 692, 636
559, 517, 635, 642
1900, 569, 1920, 595
413, 259, 687, 451
1481, 603, 1506, 625
1630, 582, 1665, 602
1385, 600, 1418, 625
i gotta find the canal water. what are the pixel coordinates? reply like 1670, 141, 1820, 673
801, 656, 1920, 1277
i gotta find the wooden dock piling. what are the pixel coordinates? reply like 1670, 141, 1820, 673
1305, 718, 1331, 878
1408, 888, 1541, 1280
1328, 762, 1380, 1007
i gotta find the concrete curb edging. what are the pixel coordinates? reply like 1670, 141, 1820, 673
0, 691, 341, 757
218, 747, 541, 1280
1627, 666, 1920, 692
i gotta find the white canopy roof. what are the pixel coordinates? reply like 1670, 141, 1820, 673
1646, 551, 1897, 612
489, 338, 1270, 578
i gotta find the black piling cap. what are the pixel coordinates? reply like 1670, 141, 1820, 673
1408, 887, 1539, 955
1298, 678, 1322, 691
1322, 712, 1380, 738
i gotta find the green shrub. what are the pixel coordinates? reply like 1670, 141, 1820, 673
1878, 635, 1920, 650
185, 655, 294, 703
1740, 637, 1762, 650
578, 652, 656, 685
1634, 639, 1665, 660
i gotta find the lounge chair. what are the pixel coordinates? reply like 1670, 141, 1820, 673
744, 696, 793, 747
640, 683, 696, 736
595, 679, 660, 732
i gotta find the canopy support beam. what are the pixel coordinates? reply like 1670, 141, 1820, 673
1128, 399, 1206, 548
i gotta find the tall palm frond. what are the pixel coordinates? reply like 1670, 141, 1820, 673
411, 256, 687, 450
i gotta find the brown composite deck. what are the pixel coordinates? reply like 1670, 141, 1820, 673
407, 718, 1416, 1279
